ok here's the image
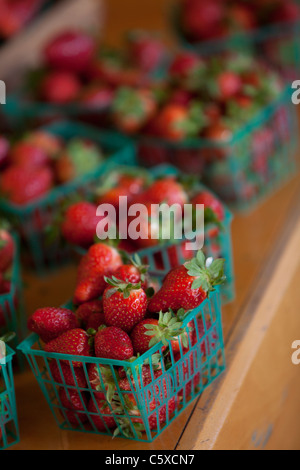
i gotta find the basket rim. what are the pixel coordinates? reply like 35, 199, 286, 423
17, 287, 221, 366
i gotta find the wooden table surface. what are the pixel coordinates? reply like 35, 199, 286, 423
5, 0, 300, 451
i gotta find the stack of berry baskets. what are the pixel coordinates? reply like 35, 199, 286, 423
0, 121, 136, 273
18, 250, 226, 442
65, 164, 234, 304
0, 227, 26, 352
0, 341, 19, 450
172, 0, 300, 81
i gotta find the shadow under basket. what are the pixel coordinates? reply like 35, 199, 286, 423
0, 346, 19, 450
18, 289, 225, 443
0, 122, 136, 274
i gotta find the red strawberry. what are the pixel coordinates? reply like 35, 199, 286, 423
76, 300, 103, 327
28, 307, 78, 343
130, 318, 159, 355
217, 71, 242, 101
44, 31, 95, 73
49, 360, 87, 388
74, 243, 122, 305
87, 393, 116, 431
0, 0, 41, 38
0, 275, 11, 295
44, 329, 91, 367
0, 165, 53, 205
127, 31, 166, 73
62, 202, 100, 248
227, 4, 257, 32
59, 387, 89, 425
112, 87, 157, 134
271, 1, 300, 23
141, 177, 188, 207
112, 257, 149, 290
103, 278, 148, 332
40, 71, 81, 104
182, 0, 225, 41
148, 251, 225, 313
10, 142, 49, 168
79, 85, 114, 109
94, 326, 133, 360
169, 52, 205, 90
0, 136, 10, 169
191, 190, 225, 222
154, 104, 189, 141
0, 229, 14, 272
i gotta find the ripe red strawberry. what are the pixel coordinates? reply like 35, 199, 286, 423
40, 71, 81, 104
227, 4, 257, 32
87, 364, 116, 398
141, 177, 188, 207
112, 256, 149, 290
55, 139, 102, 184
28, 307, 78, 343
59, 387, 89, 425
74, 243, 123, 305
130, 318, 159, 355
154, 104, 189, 141
87, 393, 116, 431
191, 190, 225, 222
0, 165, 53, 205
49, 360, 87, 388
217, 71, 242, 101
94, 326, 133, 360
0, 229, 14, 272
25, 131, 63, 157
61, 202, 99, 248
0, 136, 10, 169
112, 87, 157, 134
169, 52, 205, 91
44, 31, 95, 73
76, 300, 103, 327
44, 329, 91, 367
182, 0, 225, 41
271, 0, 300, 23
148, 251, 225, 313
127, 30, 166, 73
10, 142, 49, 168
0, 0, 41, 38
103, 278, 148, 332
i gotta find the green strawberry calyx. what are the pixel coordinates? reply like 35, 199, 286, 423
104, 276, 142, 299
184, 250, 226, 295
144, 310, 190, 349
112, 87, 149, 120
131, 254, 149, 283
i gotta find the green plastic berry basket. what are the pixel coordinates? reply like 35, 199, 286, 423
137, 86, 298, 213
18, 288, 225, 443
0, 345, 19, 450
0, 233, 26, 353
172, 4, 300, 81
0, 121, 136, 273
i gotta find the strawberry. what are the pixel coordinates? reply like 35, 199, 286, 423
182, 0, 225, 41
74, 243, 122, 305
0, 0, 41, 38
88, 393, 116, 431
0, 275, 11, 295
169, 52, 205, 90
0, 136, 10, 169
127, 30, 166, 73
0, 228, 14, 272
112, 256, 149, 290
112, 87, 157, 134
216, 71, 242, 101
94, 326, 133, 360
87, 364, 116, 398
49, 360, 87, 388
75, 300, 103, 327
0, 165, 53, 205
28, 307, 78, 343
155, 103, 205, 141
44, 31, 95, 73
25, 131, 63, 157
148, 251, 225, 313
44, 329, 91, 367
55, 139, 102, 184
191, 190, 225, 222
141, 177, 188, 207
130, 318, 159, 355
59, 387, 89, 425
40, 71, 81, 104
227, 4, 257, 32
103, 277, 148, 332
61, 202, 99, 248
271, 0, 300, 23
10, 142, 50, 168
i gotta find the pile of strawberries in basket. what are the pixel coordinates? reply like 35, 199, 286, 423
178, 0, 300, 43
109, 52, 283, 142
58, 167, 226, 263
24, 29, 166, 106
0, 131, 103, 206
27, 247, 225, 436
0, 223, 15, 327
